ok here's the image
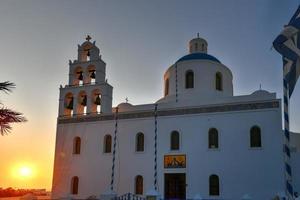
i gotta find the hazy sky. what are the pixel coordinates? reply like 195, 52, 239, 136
0, 0, 299, 190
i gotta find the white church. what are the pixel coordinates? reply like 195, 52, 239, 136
52, 36, 300, 200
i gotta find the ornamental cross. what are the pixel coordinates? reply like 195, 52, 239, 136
125, 97, 129, 103
86, 35, 92, 41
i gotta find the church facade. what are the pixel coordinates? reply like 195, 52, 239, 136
52, 36, 300, 200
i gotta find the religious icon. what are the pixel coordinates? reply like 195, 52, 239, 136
164, 155, 186, 168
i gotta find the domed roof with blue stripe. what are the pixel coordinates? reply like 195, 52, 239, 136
176, 53, 221, 64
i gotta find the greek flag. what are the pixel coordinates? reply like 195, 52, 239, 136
273, 6, 300, 97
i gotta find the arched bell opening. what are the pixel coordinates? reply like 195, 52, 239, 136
87, 65, 96, 85
77, 91, 87, 115
91, 89, 101, 114
80, 43, 93, 62
64, 93, 74, 117
74, 66, 84, 86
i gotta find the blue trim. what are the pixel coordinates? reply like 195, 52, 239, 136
285, 113, 290, 123
285, 145, 291, 157
286, 163, 292, 176
287, 181, 294, 195
176, 53, 221, 64
285, 129, 290, 140
153, 104, 158, 190
288, 63, 298, 96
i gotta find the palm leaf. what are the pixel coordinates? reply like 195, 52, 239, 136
0, 108, 27, 135
0, 81, 15, 94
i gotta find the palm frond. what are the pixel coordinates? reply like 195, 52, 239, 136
0, 81, 16, 94
0, 108, 27, 135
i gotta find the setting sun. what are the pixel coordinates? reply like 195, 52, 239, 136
19, 166, 32, 178
11, 164, 36, 180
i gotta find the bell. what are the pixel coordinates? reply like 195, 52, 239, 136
94, 95, 101, 105
87, 50, 90, 57
77, 71, 83, 80
66, 97, 73, 109
81, 95, 87, 106
90, 70, 96, 79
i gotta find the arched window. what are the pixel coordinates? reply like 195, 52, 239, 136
209, 174, 219, 196
250, 126, 261, 147
136, 132, 144, 152
170, 131, 180, 150
209, 128, 219, 149
185, 71, 194, 89
71, 176, 79, 194
215, 72, 223, 91
73, 137, 81, 154
135, 175, 143, 195
104, 135, 112, 153
164, 78, 169, 96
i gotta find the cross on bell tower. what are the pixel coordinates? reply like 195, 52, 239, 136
86, 35, 92, 42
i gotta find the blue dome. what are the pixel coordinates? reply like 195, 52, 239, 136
176, 53, 221, 64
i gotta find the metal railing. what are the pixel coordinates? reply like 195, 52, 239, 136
113, 193, 145, 200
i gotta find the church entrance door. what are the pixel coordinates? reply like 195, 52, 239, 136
164, 173, 186, 200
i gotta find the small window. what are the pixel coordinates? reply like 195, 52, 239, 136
195, 43, 198, 51
209, 128, 219, 149
73, 137, 81, 154
170, 131, 180, 150
71, 176, 79, 195
135, 175, 143, 195
185, 71, 194, 89
104, 135, 112, 153
209, 175, 219, 196
136, 132, 144, 152
164, 78, 169, 96
250, 126, 261, 148
215, 72, 223, 91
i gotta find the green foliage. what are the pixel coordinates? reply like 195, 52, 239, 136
0, 81, 27, 135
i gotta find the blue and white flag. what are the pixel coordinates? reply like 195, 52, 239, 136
273, 6, 300, 97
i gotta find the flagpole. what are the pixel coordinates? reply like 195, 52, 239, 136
283, 79, 294, 200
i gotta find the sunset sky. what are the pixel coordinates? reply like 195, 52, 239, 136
0, 0, 299, 190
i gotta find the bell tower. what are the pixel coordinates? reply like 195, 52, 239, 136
58, 35, 113, 117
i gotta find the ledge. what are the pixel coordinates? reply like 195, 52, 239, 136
58, 100, 280, 124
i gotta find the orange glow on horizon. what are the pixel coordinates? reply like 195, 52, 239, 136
0, 122, 55, 190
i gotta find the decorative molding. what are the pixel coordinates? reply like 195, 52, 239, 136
58, 101, 280, 124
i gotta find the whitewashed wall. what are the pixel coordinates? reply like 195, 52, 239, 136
52, 103, 286, 200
